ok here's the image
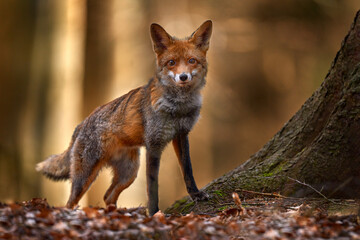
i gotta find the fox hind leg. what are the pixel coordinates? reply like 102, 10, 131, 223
66, 165, 103, 208
66, 141, 104, 208
104, 148, 140, 206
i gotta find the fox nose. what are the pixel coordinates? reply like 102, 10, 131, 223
179, 74, 188, 81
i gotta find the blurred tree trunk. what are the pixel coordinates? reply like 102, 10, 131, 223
19, 1, 53, 202
0, 1, 36, 201
82, 0, 114, 116
167, 10, 360, 215
23, 0, 86, 206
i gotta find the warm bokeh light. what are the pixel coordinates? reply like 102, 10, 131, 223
0, 0, 358, 210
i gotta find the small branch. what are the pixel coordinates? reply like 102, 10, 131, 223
249, 174, 336, 203
236, 188, 287, 198
219, 202, 266, 207
249, 175, 353, 206
286, 176, 338, 205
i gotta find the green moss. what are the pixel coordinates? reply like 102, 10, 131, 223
172, 202, 180, 209
218, 206, 228, 211
165, 197, 196, 214
179, 198, 188, 204
180, 201, 195, 213
261, 158, 287, 180
263, 172, 274, 177
213, 190, 224, 197
167, 197, 189, 213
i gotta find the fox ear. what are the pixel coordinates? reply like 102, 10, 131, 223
150, 23, 172, 55
190, 20, 212, 52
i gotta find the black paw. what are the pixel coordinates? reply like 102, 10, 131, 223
190, 191, 209, 202
148, 206, 160, 216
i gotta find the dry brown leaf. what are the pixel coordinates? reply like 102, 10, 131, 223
82, 207, 100, 218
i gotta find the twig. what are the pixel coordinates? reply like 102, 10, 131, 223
236, 189, 287, 198
218, 202, 266, 206
243, 175, 354, 206
286, 176, 338, 205
250, 175, 342, 204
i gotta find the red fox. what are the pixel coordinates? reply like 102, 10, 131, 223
36, 20, 212, 215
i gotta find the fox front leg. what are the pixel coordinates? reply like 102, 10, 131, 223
146, 150, 161, 216
172, 133, 209, 201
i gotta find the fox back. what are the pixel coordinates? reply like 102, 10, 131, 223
36, 20, 212, 215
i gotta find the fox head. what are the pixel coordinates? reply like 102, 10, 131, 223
150, 20, 212, 91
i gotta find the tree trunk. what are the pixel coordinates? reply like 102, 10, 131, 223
166, 10, 360, 215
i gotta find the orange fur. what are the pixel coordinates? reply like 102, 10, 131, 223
36, 20, 212, 214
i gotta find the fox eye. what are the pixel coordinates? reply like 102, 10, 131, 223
188, 58, 196, 64
168, 60, 175, 67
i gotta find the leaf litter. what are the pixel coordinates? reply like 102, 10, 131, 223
0, 195, 360, 239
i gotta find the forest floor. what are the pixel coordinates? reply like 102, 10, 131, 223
1, 194, 360, 239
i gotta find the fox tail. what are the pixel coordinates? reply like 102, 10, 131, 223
36, 124, 82, 180
36, 150, 71, 181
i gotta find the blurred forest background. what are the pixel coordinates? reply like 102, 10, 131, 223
0, 0, 359, 210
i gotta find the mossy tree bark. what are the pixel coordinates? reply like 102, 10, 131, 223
166, 10, 360, 215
